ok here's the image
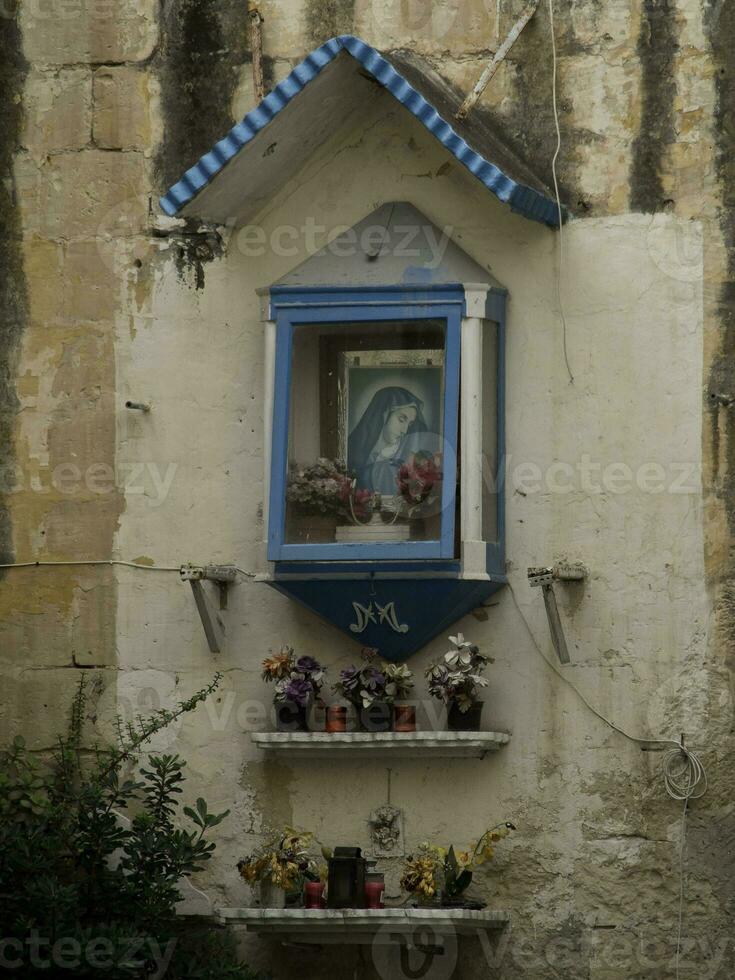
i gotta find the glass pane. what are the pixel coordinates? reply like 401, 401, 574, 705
481, 321, 499, 542
285, 320, 448, 546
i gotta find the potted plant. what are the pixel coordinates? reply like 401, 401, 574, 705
262, 646, 326, 731
386, 663, 417, 731
286, 458, 372, 542
238, 827, 322, 908
400, 822, 515, 908
425, 633, 491, 731
332, 649, 413, 732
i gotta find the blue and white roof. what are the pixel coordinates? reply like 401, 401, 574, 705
160, 35, 562, 228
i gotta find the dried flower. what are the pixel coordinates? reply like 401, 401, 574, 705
238, 827, 319, 890
263, 647, 326, 704
262, 646, 295, 681
400, 823, 514, 902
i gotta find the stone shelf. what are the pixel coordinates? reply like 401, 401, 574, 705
250, 731, 510, 759
217, 907, 510, 945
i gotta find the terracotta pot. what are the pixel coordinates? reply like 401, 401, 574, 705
447, 701, 484, 732
393, 704, 416, 732
326, 705, 347, 733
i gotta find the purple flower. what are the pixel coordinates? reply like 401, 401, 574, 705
361, 667, 386, 693
339, 667, 361, 692
283, 678, 312, 707
295, 656, 320, 675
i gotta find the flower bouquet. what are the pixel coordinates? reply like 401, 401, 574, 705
262, 646, 327, 731
332, 648, 414, 732
400, 822, 515, 908
238, 827, 325, 908
397, 451, 443, 516
425, 633, 492, 730
287, 458, 372, 525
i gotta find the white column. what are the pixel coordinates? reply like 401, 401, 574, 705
461, 285, 489, 578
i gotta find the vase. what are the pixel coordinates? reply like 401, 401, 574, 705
326, 705, 347, 733
393, 704, 416, 732
274, 700, 310, 732
259, 879, 286, 908
447, 701, 484, 732
360, 702, 393, 732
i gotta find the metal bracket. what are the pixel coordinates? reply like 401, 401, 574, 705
528, 563, 588, 665
456, 0, 540, 120
180, 564, 238, 653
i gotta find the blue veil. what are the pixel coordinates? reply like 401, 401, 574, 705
347, 386, 428, 487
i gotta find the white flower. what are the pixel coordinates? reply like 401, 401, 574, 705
448, 633, 472, 649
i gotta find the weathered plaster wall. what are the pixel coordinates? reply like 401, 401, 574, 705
1, 1, 734, 978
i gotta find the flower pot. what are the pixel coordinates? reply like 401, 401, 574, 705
447, 701, 484, 732
360, 702, 393, 733
275, 700, 310, 732
259, 879, 286, 908
304, 881, 326, 909
393, 704, 416, 732
326, 705, 347, 733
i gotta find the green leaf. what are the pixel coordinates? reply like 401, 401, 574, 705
205, 809, 230, 828
454, 869, 473, 894
184, 806, 205, 828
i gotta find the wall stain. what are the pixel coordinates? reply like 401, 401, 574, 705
472, 4, 578, 210
305, 0, 355, 47
155, 0, 257, 289
630, 0, 677, 212
153, 219, 225, 291
0, 1, 29, 574
156, 0, 251, 192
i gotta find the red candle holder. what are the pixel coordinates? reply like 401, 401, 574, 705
365, 881, 385, 909
304, 881, 325, 909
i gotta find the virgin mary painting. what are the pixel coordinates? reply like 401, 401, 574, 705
347, 386, 440, 494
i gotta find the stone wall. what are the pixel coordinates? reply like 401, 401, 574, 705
1, 2, 733, 978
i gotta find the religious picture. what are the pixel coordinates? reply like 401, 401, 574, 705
339, 350, 444, 500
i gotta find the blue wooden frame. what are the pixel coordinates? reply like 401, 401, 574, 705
267, 287, 464, 562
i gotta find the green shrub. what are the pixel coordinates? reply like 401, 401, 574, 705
0, 673, 266, 979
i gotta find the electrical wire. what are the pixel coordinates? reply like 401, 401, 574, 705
0, 558, 257, 578
0, 559, 181, 572
547, 0, 574, 385
509, 584, 707, 976
662, 748, 707, 980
